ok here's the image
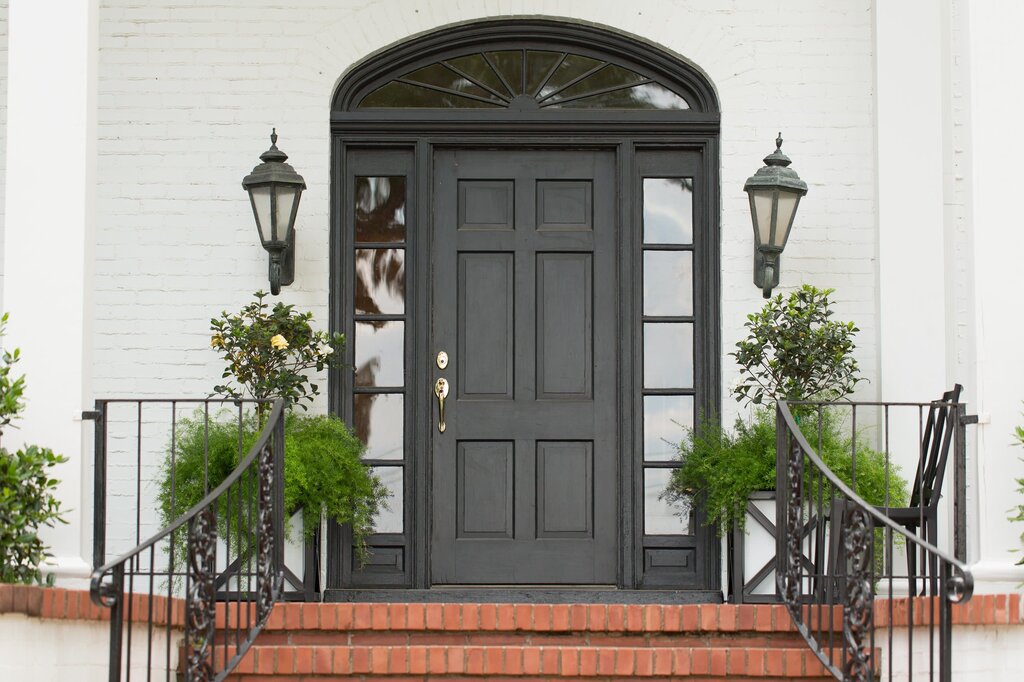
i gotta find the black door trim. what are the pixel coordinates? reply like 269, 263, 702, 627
327, 19, 721, 594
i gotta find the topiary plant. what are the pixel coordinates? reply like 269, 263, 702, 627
732, 285, 864, 405
0, 313, 67, 585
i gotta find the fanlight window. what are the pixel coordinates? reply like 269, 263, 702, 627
358, 50, 691, 110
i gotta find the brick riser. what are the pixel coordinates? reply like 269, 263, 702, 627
220, 602, 840, 679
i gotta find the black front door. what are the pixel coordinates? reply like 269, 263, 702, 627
429, 149, 618, 584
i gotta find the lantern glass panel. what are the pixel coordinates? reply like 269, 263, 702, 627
249, 185, 272, 244
773, 191, 800, 248
274, 184, 301, 240
751, 189, 775, 246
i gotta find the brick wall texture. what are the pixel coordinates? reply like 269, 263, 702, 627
92, 0, 879, 405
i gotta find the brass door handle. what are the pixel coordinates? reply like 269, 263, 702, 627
434, 378, 450, 433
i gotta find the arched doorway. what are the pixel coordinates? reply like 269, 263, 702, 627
328, 19, 721, 595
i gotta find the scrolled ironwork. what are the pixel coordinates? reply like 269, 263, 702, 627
775, 398, 974, 682
784, 435, 803, 605
842, 507, 873, 682
257, 442, 276, 621
186, 505, 217, 682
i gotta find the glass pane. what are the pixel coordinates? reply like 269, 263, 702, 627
355, 248, 405, 315
644, 323, 693, 388
445, 54, 512, 98
753, 189, 774, 245
355, 177, 406, 243
644, 178, 693, 244
774, 192, 800, 247
644, 468, 693, 535
359, 80, 501, 108
644, 251, 693, 316
486, 51, 524, 96
354, 394, 404, 460
249, 185, 272, 242
538, 54, 603, 99
644, 396, 694, 461
372, 466, 404, 533
404, 63, 499, 102
273, 186, 298, 239
551, 82, 690, 110
526, 51, 563, 96
546, 64, 645, 102
355, 321, 404, 387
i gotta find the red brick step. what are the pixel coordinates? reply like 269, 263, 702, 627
216, 602, 838, 680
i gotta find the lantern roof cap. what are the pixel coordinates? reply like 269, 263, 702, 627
743, 133, 808, 195
242, 128, 306, 189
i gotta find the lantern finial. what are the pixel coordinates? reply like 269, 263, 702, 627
775, 132, 783, 152
270, 127, 278, 148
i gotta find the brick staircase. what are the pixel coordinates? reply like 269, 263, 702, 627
225, 602, 836, 680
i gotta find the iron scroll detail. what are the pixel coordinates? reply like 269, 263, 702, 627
257, 442, 277, 621
843, 506, 874, 681
186, 505, 217, 682
784, 435, 803, 604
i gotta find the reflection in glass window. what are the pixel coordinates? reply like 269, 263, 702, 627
355, 321, 404, 388
372, 466, 404, 533
643, 395, 694, 461
358, 51, 693, 110
355, 177, 407, 242
643, 323, 693, 389
643, 178, 693, 244
644, 468, 693, 535
354, 394, 404, 460
355, 248, 406, 315
643, 251, 693, 317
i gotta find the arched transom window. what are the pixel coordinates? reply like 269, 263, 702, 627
357, 49, 693, 110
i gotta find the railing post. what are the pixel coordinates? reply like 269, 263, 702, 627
939, 562, 953, 682
107, 564, 124, 682
954, 403, 968, 563
87, 400, 107, 569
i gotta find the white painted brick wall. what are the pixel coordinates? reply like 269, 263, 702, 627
92, 0, 880, 544
94, 0, 879, 413
0, 2, 7, 305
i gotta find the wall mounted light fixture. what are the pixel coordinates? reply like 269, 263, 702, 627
744, 133, 808, 298
242, 129, 306, 295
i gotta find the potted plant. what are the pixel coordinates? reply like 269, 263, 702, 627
663, 285, 907, 602
158, 292, 387, 587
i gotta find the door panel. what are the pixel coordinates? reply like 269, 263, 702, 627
430, 149, 617, 584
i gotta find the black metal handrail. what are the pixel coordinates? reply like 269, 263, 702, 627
90, 398, 286, 682
776, 398, 973, 682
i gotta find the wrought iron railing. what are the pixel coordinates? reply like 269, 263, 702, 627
775, 398, 974, 682
89, 398, 286, 681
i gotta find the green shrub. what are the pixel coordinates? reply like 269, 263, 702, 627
0, 313, 67, 585
158, 410, 387, 564
663, 407, 908, 536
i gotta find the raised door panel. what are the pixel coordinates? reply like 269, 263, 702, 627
457, 441, 514, 538
458, 252, 514, 399
536, 252, 593, 399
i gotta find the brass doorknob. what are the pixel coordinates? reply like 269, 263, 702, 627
434, 377, 450, 433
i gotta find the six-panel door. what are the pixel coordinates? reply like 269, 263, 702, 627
429, 149, 618, 584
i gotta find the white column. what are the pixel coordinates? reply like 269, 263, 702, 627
3, 0, 97, 581
961, 0, 1024, 591
875, 1, 949, 403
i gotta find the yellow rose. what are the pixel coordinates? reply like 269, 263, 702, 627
210, 334, 224, 349
270, 334, 289, 350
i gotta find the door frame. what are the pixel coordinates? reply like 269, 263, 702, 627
327, 19, 722, 593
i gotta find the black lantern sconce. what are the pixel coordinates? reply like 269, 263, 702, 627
743, 133, 808, 298
242, 129, 306, 295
